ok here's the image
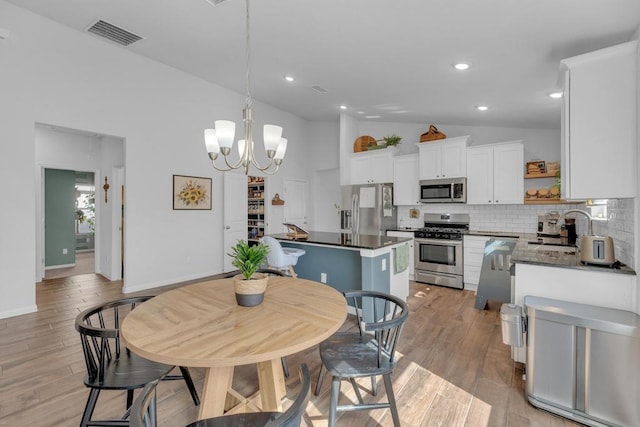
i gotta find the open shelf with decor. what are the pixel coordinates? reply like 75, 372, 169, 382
247, 176, 266, 243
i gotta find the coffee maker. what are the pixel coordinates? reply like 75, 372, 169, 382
537, 211, 561, 237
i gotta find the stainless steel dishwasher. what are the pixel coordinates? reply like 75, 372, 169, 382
502, 296, 640, 427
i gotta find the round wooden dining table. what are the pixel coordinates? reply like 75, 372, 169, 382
121, 276, 347, 420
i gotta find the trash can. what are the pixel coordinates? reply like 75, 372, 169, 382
525, 295, 640, 427
500, 303, 524, 347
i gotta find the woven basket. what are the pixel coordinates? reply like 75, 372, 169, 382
420, 125, 446, 143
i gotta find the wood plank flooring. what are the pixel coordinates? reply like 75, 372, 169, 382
0, 274, 580, 427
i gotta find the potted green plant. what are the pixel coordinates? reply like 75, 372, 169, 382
228, 240, 270, 306
382, 134, 402, 147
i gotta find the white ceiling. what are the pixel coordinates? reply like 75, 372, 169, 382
7, 0, 640, 129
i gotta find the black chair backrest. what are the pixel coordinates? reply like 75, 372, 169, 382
343, 291, 409, 366
75, 296, 153, 384
130, 379, 159, 427
265, 363, 310, 427
131, 364, 310, 427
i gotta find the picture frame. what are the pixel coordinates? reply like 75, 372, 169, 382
173, 175, 212, 210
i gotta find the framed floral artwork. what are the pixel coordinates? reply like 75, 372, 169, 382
173, 175, 212, 210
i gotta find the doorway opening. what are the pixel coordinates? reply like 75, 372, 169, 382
44, 170, 96, 280
35, 123, 125, 283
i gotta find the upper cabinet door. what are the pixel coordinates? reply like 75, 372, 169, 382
492, 142, 524, 204
466, 146, 494, 204
393, 155, 419, 205
441, 139, 467, 178
350, 149, 394, 185
418, 136, 469, 180
418, 143, 442, 179
561, 40, 637, 200
466, 141, 523, 205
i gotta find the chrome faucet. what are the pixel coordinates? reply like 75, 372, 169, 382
561, 209, 593, 235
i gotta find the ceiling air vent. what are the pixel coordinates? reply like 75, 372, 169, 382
87, 20, 143, 47
311, 85, 328, 94
205, 0, 229, 6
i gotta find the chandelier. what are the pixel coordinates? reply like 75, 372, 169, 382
204, 0, 287, 175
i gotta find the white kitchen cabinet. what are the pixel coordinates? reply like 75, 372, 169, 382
466, 141, 523, 205
418, 136, 469, 180
392, 155, 419, 205
386, 230, 415, 280
350, 149, 394, 184
463, 235, 491, 291
560, 40, 637, 200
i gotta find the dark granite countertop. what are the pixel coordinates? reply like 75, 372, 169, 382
466, 230, 635, 275
511, 238, 635, 275
270, 231, 411, 250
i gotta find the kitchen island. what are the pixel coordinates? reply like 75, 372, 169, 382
269, 231, 411, 302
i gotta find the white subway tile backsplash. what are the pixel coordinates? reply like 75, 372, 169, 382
397, 199, 634, 266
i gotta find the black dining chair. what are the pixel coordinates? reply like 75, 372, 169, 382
75, 296, 200, 427
314, 290, 409, 427
130, 364, 311, 427
224, 268, 291, 378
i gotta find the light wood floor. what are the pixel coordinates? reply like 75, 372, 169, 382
44, 251, 95, 280
0, 274, 579, 427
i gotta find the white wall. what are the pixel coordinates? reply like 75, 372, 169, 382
307, 121, 340, 230
0, 1, 312, 317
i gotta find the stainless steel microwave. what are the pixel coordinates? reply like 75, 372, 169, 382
419, 178, 466, 203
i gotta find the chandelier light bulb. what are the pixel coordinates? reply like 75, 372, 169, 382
263, 125, 283, 153
274, 138, 287, 160
214, 120, 235, 149
204, 129, 220, 155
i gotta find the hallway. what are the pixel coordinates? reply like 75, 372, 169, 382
43, 251, 95, 280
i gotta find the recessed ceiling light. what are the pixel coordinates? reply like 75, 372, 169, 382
548, 92, 563, 99
339, 105, 348, 110
365, 115, 381, 119
357, 111, 365, 115
454, 62, 471, 70
476, 105, 489, 111
283, 75, 295, 83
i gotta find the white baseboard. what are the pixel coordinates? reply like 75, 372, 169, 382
45, 263, 76, 270
122, 269, 223, 294
0, 304, 38, 320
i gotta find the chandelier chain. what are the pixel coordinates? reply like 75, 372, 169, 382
245, 0, 252, 109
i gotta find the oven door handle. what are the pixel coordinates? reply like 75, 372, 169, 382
415, 238, 462, 246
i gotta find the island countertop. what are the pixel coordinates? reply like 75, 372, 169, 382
270, 231, 411, 250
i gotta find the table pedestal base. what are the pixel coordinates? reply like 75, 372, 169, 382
198, 359, 286, 420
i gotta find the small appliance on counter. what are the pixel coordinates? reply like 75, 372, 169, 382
562, 209, 616, 266
537, 211, 561, 237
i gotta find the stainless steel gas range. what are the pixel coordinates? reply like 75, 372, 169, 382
414, 213, 469, 289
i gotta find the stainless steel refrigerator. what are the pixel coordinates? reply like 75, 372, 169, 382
340, 184, 397, 236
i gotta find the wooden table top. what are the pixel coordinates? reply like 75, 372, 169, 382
121, 276, 347, 368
